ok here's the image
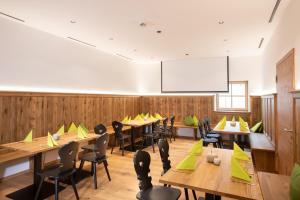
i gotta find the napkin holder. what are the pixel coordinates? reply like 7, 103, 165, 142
53, 133, 60, 141
230, 121, 236, 127
206, 153, 217, 163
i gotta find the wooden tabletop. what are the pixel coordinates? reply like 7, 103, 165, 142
171, 122, 198, 129
257, 172, 290, 200
159, 147, 262, 200
106, 125, 131, 134
0, 132, 100, 164
123, 118, 163, 127
213, 121, 250, 135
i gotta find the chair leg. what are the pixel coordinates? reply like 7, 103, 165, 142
34, 176, 44, 200
90, 163, 94, 176
103, 160, 111, 181
151, 137, 155, 153
192, 190, 197, 200
121, 140, 125, 156
111, 138, 116, 154
93, 162, 98, 189
71, 174, 79, 200
54, 178, 59, 200
79, 160, 85, 171
184, 188, 189, 200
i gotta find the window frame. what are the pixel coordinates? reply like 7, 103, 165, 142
216, 81, 248, 112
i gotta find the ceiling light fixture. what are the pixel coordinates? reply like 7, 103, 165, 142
269, 0, 281, 23
0, 12, 25, 22
218, 21, 224, 25
185, 53, 189, 56
224, 39, 228, 42
156, 30, 162, 34
109, 37, 114, 40
258, 37, 264, 48
67, 37, 96, 47
140, 22, 146, 27
115, 53, 132, 61
70, 20, 76, 24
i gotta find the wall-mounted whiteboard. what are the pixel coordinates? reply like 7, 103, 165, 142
161, 57, 229, 92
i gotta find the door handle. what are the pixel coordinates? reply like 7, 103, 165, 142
283, 128, 293, 132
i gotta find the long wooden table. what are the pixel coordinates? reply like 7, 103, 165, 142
257, 172, 290, 200
0, 132, 100, 198
213, 121, 250, 135
159, 147, 263, 200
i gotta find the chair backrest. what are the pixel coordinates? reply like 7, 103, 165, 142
204, 117, 212, 131
112, 121, 123, 139
198, 121, 205, 139
58, 141, 79, 171
133, 150, 153, 191
95, 133, 109, 157
170, 115, 175, 128
162, 117, 169, 131
158, 139, 171, 174
94, 124, 107, 135
152, 119, 161, 132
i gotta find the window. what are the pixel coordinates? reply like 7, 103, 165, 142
216, 81, 248, 111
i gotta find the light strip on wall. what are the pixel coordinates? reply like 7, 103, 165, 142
268, 0, 281, 23
0, 11, 25, 22
258, 38, 264, 48
115, 53, 132, 61
67, 37, 96, 48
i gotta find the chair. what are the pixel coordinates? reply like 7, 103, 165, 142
142, 122, 160, 153
198, 122, 219, 148
158, 118, 169, 139
81, 124, 107, 151
79, 133, 111, 189
165, 115, 176, 142
133, 150, 181, 200
203, 118, 223, 148
34, 141, 79, 200
158, 139, 197, 200
111, 121, 131, 156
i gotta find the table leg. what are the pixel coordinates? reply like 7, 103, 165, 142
184, 188, 189, 200
131, 127, 135, 151
193, 128, 198, 140
33, 152, 43, 191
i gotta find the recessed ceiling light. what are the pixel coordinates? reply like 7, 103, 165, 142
133, 49, 137, 52
226, 50, 230, 53
156, 30, 162, 34
218, 21, 224, 25
109, 37, 114, 40
70, 20, 76, 24
224, 39, 228, 42
185, 53, 189, 56
140, 22, 146, 27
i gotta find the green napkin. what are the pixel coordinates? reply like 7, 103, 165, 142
176, 154, 197, 170
231, 156, 251, 182
250, 121, 263, 133
189, 139, 203, 155
77, 126, 87, 139
149, 115, 156, 121
193, 115, 199, 127
184, 115, 194, 126
216, 116, 226, 129
68, 122, 77, 133
233, 142, 250, 161
290, 163, 300, 200
122, 116, 129, 123
47, 132, 58, 147
57, 125, 64, 136
23, 130, 33, 143
155, 113, 163, 119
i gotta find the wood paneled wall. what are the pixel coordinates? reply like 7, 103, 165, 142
140, 96, 214, 122
250, 96, 262, 126
0, 92, 141, 144
261, 94, 277, 146
292, 91, 300, 164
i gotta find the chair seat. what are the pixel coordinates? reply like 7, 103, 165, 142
203, 137, 218, 143
38, 167, 76, 179
81, 144, 97, 151
136, 186, 181, 200
81, 152, 106, 162
206, 133, 221, 138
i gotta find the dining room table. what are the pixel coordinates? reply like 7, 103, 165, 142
159, 147, 263, 200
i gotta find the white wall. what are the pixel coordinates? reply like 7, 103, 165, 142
0, 17, 138, 94
262, 0, 300, 92
135, 56, 263, 95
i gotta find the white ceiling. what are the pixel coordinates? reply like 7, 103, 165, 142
0, 0, 291, 63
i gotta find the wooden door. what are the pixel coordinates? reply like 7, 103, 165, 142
276, 49, 295, 175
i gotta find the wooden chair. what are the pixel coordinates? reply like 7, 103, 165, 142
79, 133, 111, 189
158, 118, 169, 139
81, 124, 107, 151
111, 121, 131, 156
34, 141, 79, 200
165, 115, 176, 142
133, 150, 181, 200
142, 122, 160, 153
203, 118, 223, 148
158, 139, 197, 200
198, 122, 219, 148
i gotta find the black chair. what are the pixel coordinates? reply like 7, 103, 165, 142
203, 118, 223, 148
198, 122, 219, 148
158, 139, 197, 200
81, 124, 107, 151
142, 121, 160, 153
79, 133, 111, 189
158, 118, 169, 139
165, 115, 176, 142
111, 121, 131, 156
133, 150, 181, 200
34, 141, 79, 200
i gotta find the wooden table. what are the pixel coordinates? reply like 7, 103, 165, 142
159, 147, 263, 200
257, 172, 290, 200
0, 132, 100, 199
213, 121, 250, 149
166, 122, 198, 140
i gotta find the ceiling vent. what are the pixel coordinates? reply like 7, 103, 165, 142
269, 0, 281, 23
115, 53, 132, 60
0, 12, 25, 22
258, 37, 264, 48
67, 37, 96, 47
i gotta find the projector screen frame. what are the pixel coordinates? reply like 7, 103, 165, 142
161, 56, 230, 93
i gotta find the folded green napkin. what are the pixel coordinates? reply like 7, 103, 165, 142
233, 142, 250, 161
77, 126, 87, 139
155, 113, 163, 119
192, 115, 199, 127
68, 122, 77, 133
231, 156, 251, 182
47, 132, 58, 147
189, 139, 203, 155
290, 163, 300, 200
176, 154, 197, 170
23, 130, 33, 142
122, 116, 129, 123
57, 125, 64, 136
216, 116, 226, 129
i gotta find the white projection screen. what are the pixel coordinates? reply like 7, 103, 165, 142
161, 56, 229, 92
